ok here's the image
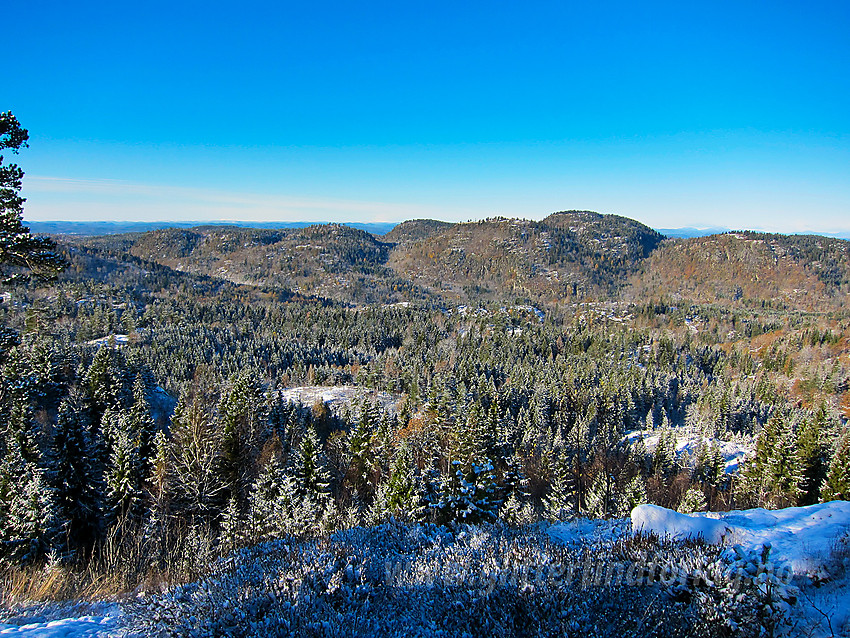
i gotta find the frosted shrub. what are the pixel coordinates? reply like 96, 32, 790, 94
127, 521, 783, 637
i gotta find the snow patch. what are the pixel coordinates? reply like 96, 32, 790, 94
631, 504, 731, 543
0, 603, 123, 637
280, 386, 400, 415
84, 334, 130, 347
625, 430, 753, 473
631, 501, 850, 575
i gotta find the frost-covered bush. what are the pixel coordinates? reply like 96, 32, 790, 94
127, 521, 793, 637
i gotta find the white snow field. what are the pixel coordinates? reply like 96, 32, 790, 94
632, 501, 850, 573
0, 603, 124, 637
632, 501, 850, 636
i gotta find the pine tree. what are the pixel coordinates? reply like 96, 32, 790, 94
0, 112, 65, 288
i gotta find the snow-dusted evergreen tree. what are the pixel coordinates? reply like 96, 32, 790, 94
433, 459, 500, 524
0, 112, 65, 285
1, 442, 60, 563
219, 495, 244, 553
498, 453, 532, 525
741, 413, 803, 507
128, 373, 157, 477
247, 457, 291, 539
692, 441, 726, 491
678, 486, 708, 513
544, 450, 575, 521
345, 414, 375, 498
652, 428, 678, 478
821, 433, 850, 502
166, 394, 226, 522
384, 444, 423, 520
105, 421, 143, 524
797, 405, 829, 505
294, 425, 334, 531
49, 396, 103, 549
763, 415, 804, 507
83, 345, 125, 426
218, 371, 265, 504
619, 473, 647, 516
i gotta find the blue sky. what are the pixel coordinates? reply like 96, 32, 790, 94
7, 1, 850, 232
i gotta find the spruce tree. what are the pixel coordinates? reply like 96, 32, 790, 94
384, 444, 422, 520
105, 423, 143, 524
797, 405, 829, 505
294, 425, 334, 530
821, 434, 850, 502
50, 396, 103, 549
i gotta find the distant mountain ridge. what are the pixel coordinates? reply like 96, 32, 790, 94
64, 212, 850, 309
28, 220, 399, 236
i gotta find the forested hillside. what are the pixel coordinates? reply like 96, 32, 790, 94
73, 213, 850, 312
631, 231, 850, 310
75, 211, 666, 305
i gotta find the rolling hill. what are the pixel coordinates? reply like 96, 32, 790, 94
67, 214, 850, 309
629, 231, 850, 310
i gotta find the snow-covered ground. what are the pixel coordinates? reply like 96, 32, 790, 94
625, 429, 753, 473
0, 604, 125, 637
5, 503, 849, 636
279, 385, 401, 415
547, 516, 629, 547
632, 502, 850, 636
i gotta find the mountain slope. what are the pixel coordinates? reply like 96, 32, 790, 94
70, 216, 850, 309
80, 224, 425, 303
387, 211, 663, 302
629, 231, 850, 309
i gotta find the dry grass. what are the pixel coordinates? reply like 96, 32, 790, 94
0, 522, 221, 607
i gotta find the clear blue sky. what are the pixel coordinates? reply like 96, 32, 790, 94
7, 0, 850, 232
